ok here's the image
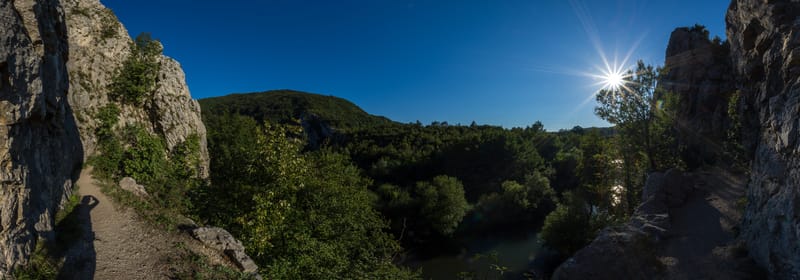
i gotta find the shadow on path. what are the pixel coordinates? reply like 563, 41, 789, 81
57, 195, 99, 280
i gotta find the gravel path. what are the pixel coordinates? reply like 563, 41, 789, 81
59, 167, 230, 280
658, 167, 763, 279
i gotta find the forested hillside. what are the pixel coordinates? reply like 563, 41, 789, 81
198, 90, 628, 278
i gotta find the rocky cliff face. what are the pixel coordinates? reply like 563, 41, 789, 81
0, 0, 210, 275
0, 0, 83, 275
62, 0, 209, 177
661, 27, 737, 168
726, 0, 800, 277
557, 0, 800, 278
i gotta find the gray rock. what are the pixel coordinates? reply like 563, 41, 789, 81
661, 26, 737, 169
191, 227, 261, 279
118, 177, 148, 197
1, 0, 211, 275
62, 0, 210, 178
554, 171, 695, 279
0, 0, 83, 276
727, 0, 800, 277
552, 226, 663, 280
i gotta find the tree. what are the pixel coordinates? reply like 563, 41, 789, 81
577, 131, 618, 214
539, 192, 592, 255
109, 33, 162, 105
415, 175, 469, 236
595, 60, 659, 171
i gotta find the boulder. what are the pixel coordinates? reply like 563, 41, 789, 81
554, 170, 695, 278
191, 227, 261, 279
118, 177, 148, 197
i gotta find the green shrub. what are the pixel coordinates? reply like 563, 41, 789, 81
109, 33, 162, 105
120, 125, 168, 184
540, 192, 592, 255
12, 242, 58, 280
91, 104, 124, 177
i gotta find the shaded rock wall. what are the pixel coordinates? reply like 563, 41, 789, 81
726, 0, 800, 277
661, 27, 736, 168
0, 0, 83, 275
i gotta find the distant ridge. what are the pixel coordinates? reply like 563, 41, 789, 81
199, 89, 394, 132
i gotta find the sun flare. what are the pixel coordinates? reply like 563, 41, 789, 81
604, 71, 624, 91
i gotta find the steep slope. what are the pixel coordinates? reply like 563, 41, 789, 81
726, 0, 800, 277
0, 0, 83, 276
200, 90, 393, 147
62, 0, 209, 177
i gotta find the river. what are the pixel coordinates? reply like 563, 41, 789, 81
406, 231, 558, 279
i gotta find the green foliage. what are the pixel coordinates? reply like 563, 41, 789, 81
99, 9, 119, 39
109, 32, 162, 105
12, 242, 58, 280
595, 60, 683, 213
725, 90, 746, 164
539, 192, 592, 255
414, 175, 469, 236
13, 192, 83, 279
200, 90, 636, 276
120, 126, 168, 184
595, 60, 668, 170
166, 242, 254, 280
199, 89, 393, 134
90, 105, 203, 229
195, 114, 415, 279
91, 104, 124, 177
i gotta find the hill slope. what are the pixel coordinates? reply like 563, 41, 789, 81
199, 90, 394, 131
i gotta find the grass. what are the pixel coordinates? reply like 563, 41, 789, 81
12, 242, 59, 280
94, 177, 188, 232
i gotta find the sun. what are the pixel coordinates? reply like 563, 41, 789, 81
604, 71, 624, 91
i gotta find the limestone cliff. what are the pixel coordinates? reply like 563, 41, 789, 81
727, 0, 800, 277
0, 0, 83, 275
62, 0, 209, 177
661, 26, 737, 168
0, 0, 210, 275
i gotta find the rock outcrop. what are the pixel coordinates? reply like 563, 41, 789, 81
118, 177, 148, 198
660, 26, 737, 168
726, 0, 800, 277
62, 0, 209, 177
554, 168, 763, 279
191, 227, 261, 279
552, 171, 688, 279
0, 0, 83, 276
1, 0, 212, 275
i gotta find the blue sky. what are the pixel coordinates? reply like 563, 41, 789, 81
103, 0, 730, 130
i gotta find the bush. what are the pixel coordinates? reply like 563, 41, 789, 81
540, 192, 592, 255
91, 104, 124, 177
414, 175, 469, 236
109, 33, 162, 105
